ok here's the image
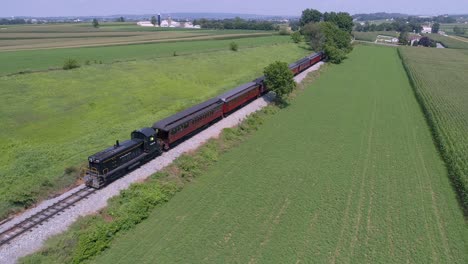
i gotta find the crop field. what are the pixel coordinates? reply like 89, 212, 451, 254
425, 33, 468, 49
0, 28, 272, 51
0, 42, 309, 219
440, 23, 468, 37
0, 35, 291, 75
352, 31, 399, 42
0, 23, 272, 51
399, 46, 468, 211
91, 45, 467, 263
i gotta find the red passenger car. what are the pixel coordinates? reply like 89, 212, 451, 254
152, 98, 223, 149
218, 82, 260, 115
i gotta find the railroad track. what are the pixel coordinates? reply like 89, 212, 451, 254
0, 186, 96, 247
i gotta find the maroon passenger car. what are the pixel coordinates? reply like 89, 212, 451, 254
218, 82, 261, 114
152, 98, 223, 149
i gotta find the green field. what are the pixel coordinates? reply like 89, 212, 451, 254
399, 46, 468, 211
0, 42, 309, 219
440, 23, 468, 37
0, 23, 272, 51
425, 33, 468, 49
90, 45, 467, 263
352, 31, 399, 42
0, 35, 290, 75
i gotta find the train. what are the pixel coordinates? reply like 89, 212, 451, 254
83, 51, 325, 188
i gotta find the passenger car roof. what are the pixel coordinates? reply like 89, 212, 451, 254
218, 82, 257, 102
152, 97, 222, 131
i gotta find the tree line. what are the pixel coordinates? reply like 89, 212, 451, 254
298, 9, 353, 63
355, 19, 423, 33
0, 18, 36, 25
193, 17, 276, 30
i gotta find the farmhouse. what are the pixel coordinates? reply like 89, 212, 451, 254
421, 25, 432, 33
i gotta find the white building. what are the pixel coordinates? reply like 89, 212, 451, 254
137, 21, 156, 27
421, 26, 432, 34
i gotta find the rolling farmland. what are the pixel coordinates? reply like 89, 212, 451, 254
440, 23, 468, 37
90, 45, 467, 263
353, 31, 399, 42
425, 33, 468, 49
399, 46, 468, 212
0, 35, 291, 75
0, 23, 271, 51
0, 42, 309, 219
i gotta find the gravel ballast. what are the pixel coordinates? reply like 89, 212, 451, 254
0, 62, 324, 264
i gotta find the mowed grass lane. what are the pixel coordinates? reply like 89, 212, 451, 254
399, 47, 468, 210
0, 43, 309, 218
0, 35, 290, 75
92, 45, 467, 264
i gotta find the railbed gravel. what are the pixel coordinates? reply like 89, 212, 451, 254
0, 62, 323, 264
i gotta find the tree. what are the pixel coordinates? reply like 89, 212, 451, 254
302, 21, 352, 64
418, 36, 436, 47
320, 22, 353, 63
151, 16, 157, 26
92, 18, 99, 28
432, 23, 440, 33
398, 31, 409, 45
323, 12, 354, 33
116, 17, 125, 22
300, 9, 322, 26
291, 31, 302, 43
302, 22, 325, 51
264, 61, 296, 100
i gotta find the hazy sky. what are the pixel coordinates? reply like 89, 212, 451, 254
2, 0, 467, 17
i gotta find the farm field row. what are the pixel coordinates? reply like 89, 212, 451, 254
440, 23, 468, 37
0, 35, 291, 75
0, 43, 310, 219
399, 46, 468, 211
352, 31, 399, 42
0, 31, 273, 52
0, 22, 264, 33
425, 33, 468, 49
90, 45, 467, 263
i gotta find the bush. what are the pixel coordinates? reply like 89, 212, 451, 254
63, 59, 80, 70
229, 42, 239, 51
279, 27, 290, 35
291, 31, 302, 43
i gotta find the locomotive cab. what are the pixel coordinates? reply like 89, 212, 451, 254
131, 127, 159, 153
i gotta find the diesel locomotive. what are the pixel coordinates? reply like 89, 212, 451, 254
83, 52, 324, 188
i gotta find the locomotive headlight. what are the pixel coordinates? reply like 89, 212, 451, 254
150, 136, 154, 141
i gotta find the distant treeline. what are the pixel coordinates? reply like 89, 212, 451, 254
353, 12, 408, 21
0, 18, 36, 25
353, 12, 458, 24
355, 19, 423, 33
193, 17, 276, 30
